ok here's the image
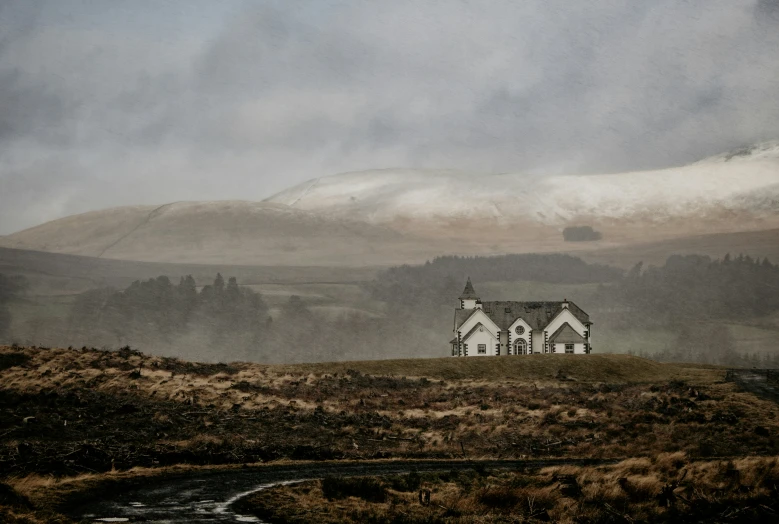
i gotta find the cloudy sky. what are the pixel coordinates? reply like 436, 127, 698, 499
1, 0, 778, 234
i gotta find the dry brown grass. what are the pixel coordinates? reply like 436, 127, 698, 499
239, 455, 779, 523
1, 345, 778, 521
1, 346, 774, 474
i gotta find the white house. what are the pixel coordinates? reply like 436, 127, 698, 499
450, 278, 592, 357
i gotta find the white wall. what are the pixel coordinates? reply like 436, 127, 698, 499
531, 330, 546, 354
551, 342, 587, 354
463, 328, 498, 357
545, 309, 587, 340
458, 310, 500, 341
507, 318, 532, 354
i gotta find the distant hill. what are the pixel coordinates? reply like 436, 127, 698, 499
0, 201, 440, 266
266, 141, 779, 243
2, 142, 779, 265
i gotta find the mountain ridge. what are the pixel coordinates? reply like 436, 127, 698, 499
3, 142, 779, 265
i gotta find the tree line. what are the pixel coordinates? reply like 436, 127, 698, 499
64, 274, 394, 363
366, 253, 622, 306
601, 254, 779, 325
6, 252, 779, 367
67, 274, 269, 360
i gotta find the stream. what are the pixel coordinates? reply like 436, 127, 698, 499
68, 458, 612, 523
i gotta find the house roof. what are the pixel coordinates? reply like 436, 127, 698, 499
454, 308, 476, 330
455, 301, 589, 332
461, 322, 488, 342
449, 337, 458, 345
549, 322, 585, 344
458, 277, 480, 299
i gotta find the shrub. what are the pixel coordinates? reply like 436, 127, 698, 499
0, 352, 29, 372
321, 476, 387, 503
388, 470, 421, 492
476, 485, 523, 508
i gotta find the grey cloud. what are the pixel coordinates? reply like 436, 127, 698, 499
1, 0, 779, 234
755, 0, 779, 19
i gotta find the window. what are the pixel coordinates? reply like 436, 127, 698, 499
515, 325, 525, 335
565, 343, 574, 353
478, 344, 487, 354
513, 339, 527, 355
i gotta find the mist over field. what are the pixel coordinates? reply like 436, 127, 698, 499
3, 248, 779, 368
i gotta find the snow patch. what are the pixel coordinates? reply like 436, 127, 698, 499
264, 151, 779, 226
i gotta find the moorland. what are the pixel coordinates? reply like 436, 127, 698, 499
1, 344, 778, 522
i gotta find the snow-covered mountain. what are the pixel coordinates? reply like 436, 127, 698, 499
3, 142, 779, 265
266, 142, 779, 231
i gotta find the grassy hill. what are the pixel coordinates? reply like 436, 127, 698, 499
0, 201, 447, 266
277, 353, 717, 384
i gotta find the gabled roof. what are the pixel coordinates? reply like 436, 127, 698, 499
454, 301, 589, 332
459, 277, 479, 300
454, 308, 475, 330
462, 322, 490, 342
449, 337, 458, 345
549, 322, 585, 344
454, 307, 501, 335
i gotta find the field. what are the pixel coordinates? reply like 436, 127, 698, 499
1, 345, 778, 522
238, 456, 779, 523
0, 246, 382, 348
577, 227, 779, 269
5, 245, 779, 363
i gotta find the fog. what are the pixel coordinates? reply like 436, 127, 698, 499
2, 1, 779, 233
4, 252, 779, 368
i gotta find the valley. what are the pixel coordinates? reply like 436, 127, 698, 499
4, 244, 779, 364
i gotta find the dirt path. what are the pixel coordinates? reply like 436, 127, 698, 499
67, 458, 614, 523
